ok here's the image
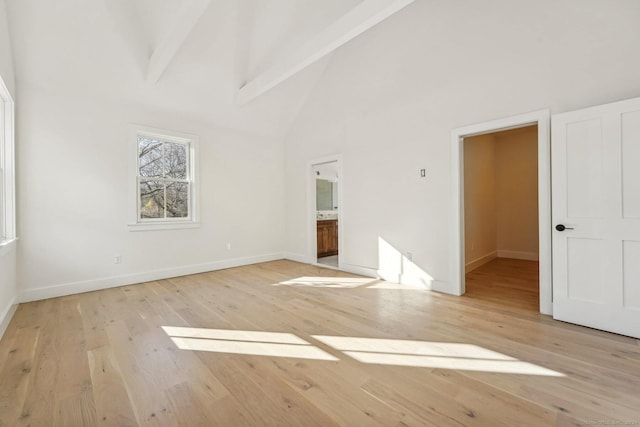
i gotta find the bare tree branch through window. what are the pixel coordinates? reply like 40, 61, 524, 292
138, 137, 189, 219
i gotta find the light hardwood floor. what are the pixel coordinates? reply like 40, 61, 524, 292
0, 259, 639, 426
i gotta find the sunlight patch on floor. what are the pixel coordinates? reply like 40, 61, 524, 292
162, 326, 338, 361
275, 275, 428, 291
312, 335, 565, 377
365, 282, 430, 290
162, 326, 308, 345
275, 276, 378, 288
169, 336, 338, 360
162, 326, 564, 376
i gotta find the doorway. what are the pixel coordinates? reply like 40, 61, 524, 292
450, 110, 552, 314
315, 162, 339, 267
308, 156, 343, 269
463, 126, 540, 311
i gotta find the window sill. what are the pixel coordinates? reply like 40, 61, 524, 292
0, 238, 17, 256
128, 222, 200, 232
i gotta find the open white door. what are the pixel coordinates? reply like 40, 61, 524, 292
552, 97, 640, 338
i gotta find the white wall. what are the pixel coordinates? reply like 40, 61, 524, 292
0, 0, 17, 335
16, 86, 286, 301
284, 0, 640, 292
464, 134, 497, 269
495, 127, 539, 259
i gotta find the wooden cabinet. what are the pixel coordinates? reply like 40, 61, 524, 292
317, 220, 338, 257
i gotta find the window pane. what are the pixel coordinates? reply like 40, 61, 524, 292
166, 182, 189, 218
140, 180, 165, 218
165, 142, 187, 179
139, 137, 163, 177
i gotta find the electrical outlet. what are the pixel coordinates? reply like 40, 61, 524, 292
227, 243, 231, 250
420, 169, 426, 177
114, 255, 122, 264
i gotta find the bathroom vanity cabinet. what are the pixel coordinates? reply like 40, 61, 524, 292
317, 220, 338, 257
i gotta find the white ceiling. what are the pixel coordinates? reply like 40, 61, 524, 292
5, 0, 366, 138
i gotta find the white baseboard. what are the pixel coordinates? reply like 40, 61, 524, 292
0, 297, 18, 340
283, 252, 312, 264
377, 268, 445, 292
465, 251, 498, 273
282, 254, 379, 280
341, 263, 378, 278
497, 250, 539, 261
429, 280, 453, 295
397, 272, 437, 290
18, 252, 285, 303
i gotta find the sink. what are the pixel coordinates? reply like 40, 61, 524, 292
317, 212, 338, 220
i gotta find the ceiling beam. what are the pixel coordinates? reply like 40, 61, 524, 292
146, 0, 212, 84
236, 0, 415, 105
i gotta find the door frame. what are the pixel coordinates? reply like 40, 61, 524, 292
307, 155, 343, 268
450, 109, 552, 314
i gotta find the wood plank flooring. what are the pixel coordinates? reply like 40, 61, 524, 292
1, 259, 639, 426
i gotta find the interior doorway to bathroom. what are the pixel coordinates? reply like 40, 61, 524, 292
312, 160, 340, 268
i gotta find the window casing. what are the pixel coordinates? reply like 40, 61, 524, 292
129, 125, 199, 231
0, 76, 16, 256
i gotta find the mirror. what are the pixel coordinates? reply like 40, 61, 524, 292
316, 179, 337, 211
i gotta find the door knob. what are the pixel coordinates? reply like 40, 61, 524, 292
555, 224, 574, 231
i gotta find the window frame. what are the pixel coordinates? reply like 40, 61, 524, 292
128, 125, 200, 231
0, 75, 16, 256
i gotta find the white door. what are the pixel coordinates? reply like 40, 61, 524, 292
552, 97, 640, 339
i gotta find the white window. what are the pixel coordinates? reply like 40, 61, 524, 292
128, 125, 199, 231
0, 76, 16, 255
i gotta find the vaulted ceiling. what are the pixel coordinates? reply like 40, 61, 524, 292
5, 0, 412, 138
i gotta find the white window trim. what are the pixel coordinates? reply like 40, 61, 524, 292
0, 75, 16, 256
128, 124, 200, 231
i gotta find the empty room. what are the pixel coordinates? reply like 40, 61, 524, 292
1, 0, 639, 426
